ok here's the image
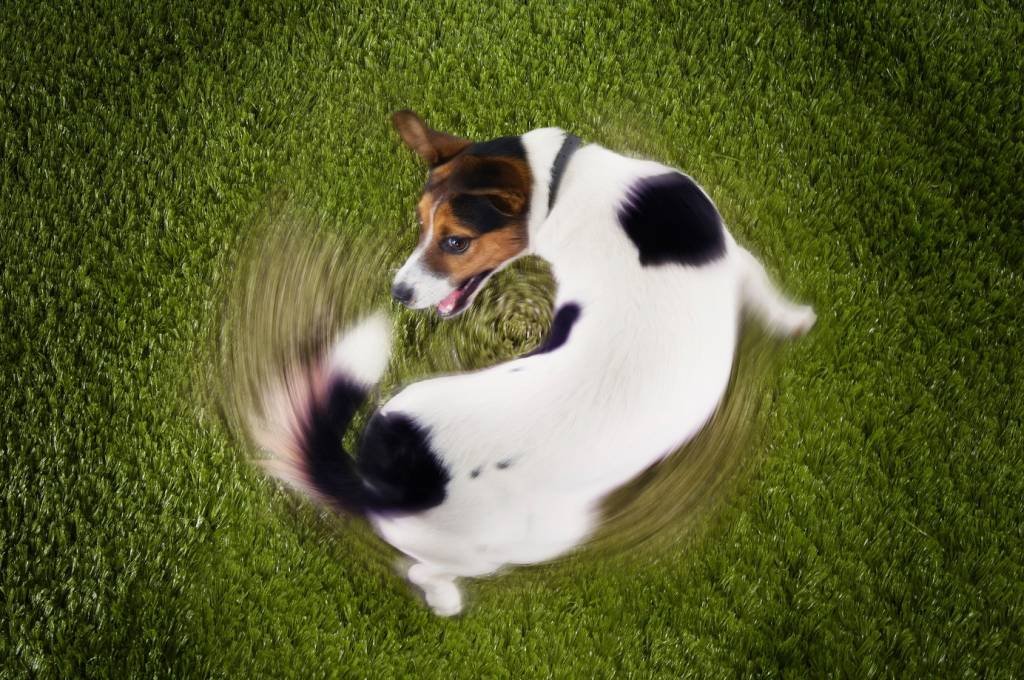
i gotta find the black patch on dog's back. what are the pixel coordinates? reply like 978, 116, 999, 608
467, 136, 526, 159
617, 173, 726, 267
524, 303, 581, 357
355, 412, 450, 513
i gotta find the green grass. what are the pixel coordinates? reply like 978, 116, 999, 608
3, 0, 1023, 676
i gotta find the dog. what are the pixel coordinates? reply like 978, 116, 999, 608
251, 111, 816, 616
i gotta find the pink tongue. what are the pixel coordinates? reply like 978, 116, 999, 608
437, 287, 465, 315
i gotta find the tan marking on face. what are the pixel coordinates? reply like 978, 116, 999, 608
407, 152, 532, 288
445, 225, 528, 281
419, 200, 528, 281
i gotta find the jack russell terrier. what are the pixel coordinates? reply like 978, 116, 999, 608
251, 111, 816, 616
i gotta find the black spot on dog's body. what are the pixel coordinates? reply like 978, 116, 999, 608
617, 172, 726, 267
355, 412, 450, 513
524, 303, 581, 357
467, 136, 526, 160
469, 467, 482, 479
495, 459, 513, 470
449, 194, 511, 233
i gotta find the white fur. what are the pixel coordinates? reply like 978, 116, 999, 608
329, 313, 392, 387
393, 198, 454, 308
367, 131, 812, 615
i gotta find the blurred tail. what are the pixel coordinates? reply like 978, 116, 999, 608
249, 313, 392, 514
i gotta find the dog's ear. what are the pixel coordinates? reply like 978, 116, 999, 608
476, 189, 528, 216
391, 110, 472, 167
452, 157, 530, 216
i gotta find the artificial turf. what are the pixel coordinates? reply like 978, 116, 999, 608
3, 1, 1023, 676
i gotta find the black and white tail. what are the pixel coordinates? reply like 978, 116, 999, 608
248, 313, 392, 514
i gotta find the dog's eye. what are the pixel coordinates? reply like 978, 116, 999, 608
440, 235, 471, 254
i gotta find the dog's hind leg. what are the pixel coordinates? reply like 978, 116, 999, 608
736, 247, 816, 337
407, 562, 463, 617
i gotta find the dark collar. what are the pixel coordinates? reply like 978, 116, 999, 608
547, 133, 582, 214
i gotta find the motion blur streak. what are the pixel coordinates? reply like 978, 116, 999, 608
213, 204, 782, 567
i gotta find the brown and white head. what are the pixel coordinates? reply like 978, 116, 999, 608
390, 110, 534, 318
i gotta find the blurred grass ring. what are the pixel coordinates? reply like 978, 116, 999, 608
212, 203, 780, 566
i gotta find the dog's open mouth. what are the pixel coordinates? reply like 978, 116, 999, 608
436, 270, 493, 318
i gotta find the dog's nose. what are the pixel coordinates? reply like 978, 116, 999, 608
391, 283, 414, 306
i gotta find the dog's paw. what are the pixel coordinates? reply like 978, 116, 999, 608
406, 562, 434, 588
425, 584, 463, 617
408, 563, 463, 617
788, 305, 817, 337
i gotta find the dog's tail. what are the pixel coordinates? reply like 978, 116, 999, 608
249, 313, 392, 515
